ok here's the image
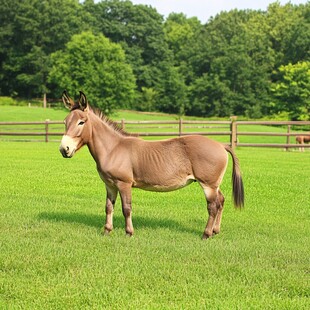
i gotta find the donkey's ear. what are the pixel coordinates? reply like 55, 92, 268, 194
62, 90, 74, 110
78, 91, 88, 111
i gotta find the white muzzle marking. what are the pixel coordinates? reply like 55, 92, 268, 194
59, 135, 78, 158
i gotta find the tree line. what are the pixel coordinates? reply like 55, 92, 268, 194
0, 0, 309, 119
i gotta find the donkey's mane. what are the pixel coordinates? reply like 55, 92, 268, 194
90, 106, 134, 137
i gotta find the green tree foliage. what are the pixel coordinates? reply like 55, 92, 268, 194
49, 32, 136, 113
83, 0, 181, 112
0, 0, 89, 97
266, 2, 308, 66
164, 13, 202, 83
0, 0, 309, 119
187, 10, 264, 117
271, 61, 310, 120
165, 4, 309, 119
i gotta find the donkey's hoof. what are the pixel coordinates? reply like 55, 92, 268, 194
202, 233, 210, 240
213, 229, 220, 235
125, 232, 133, 237
102, 227, 112, 236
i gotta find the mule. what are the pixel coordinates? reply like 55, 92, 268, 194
59, 91, 244, 239
296, 135, 310, 152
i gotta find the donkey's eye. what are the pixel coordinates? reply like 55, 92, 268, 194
78, 121, 85, 126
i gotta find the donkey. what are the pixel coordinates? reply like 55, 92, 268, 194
59, 91, 244, 239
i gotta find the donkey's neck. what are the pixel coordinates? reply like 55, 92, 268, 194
87, 115, 122, 163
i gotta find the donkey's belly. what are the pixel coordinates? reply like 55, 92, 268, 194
133, 175, 195, 192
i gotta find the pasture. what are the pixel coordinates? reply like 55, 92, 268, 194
0, 141, 309, 309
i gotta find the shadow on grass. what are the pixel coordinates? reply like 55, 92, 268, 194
38, 211, 202, 236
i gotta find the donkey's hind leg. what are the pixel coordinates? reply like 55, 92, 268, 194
213, 190, 225, 235
201, 185, 221, 239
118, 182, 134, 237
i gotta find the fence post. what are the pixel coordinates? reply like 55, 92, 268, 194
45, 119, 50, 142
179, 118, 183, 136
121, 119, 125, 130
230, 116, 237, 149
286, 125, 291, 151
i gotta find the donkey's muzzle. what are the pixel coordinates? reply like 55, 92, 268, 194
59, 146, 70, 158
59, 145, 76, 158
59, 135, 76, 158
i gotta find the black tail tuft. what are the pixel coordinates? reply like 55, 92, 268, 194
225, 146, 244, 208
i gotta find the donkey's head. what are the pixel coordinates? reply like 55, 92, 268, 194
59, 91, 92, 158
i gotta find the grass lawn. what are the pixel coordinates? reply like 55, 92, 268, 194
0, 106, 200, 122
0, 106, 68, 122
0, 142, 309, 309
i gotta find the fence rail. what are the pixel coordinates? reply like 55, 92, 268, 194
0, 119, 309, 149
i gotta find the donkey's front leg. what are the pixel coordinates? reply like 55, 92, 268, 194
103, 185, 118, 235
118, 182, 134, 236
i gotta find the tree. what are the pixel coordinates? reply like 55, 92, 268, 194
283, 4, 310, 64
48, 32, 136, 114
83, 0, 179, 112
0, 0, 309, 119
266, 2, 306, 67
137, 87, 157, 112
186, 10, 259, 117
188, 73, 232, 117
0, 0, 89, 97
271, 61, 310, 120
154, 64, 188, 115
164, 13, 202, 83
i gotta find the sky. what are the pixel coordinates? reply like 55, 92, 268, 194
130, 0, 309, 23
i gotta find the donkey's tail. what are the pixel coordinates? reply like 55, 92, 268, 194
225, 146, 244, 208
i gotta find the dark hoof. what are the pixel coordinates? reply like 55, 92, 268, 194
102, 227, 112, 236
202, 233, 210, 240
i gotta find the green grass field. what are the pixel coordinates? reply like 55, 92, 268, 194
0, 105, 309, 308
0, 141, 309, 309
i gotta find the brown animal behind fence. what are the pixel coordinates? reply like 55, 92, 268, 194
59, 91, 244, 239
296, 135, 310, 152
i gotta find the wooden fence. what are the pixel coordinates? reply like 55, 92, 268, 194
0, 119, 309, 149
